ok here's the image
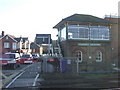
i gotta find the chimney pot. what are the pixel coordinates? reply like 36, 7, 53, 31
2, 31, 5, 36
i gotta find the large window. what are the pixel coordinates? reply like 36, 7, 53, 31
68, 24, 110, 40
90, 25, 109, 40
68, 25, 89, 39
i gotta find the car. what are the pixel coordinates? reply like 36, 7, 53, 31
20, 54, 33, 63
0, 53, 21, 69
5, 52, 20, 59
32, 53, 39, 60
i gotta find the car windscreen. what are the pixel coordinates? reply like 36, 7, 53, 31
21, 55, 30, 58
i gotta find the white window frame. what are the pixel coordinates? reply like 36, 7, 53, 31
4, 42, 10, 48
96, 51, 102, 62
12, 42, 17, 50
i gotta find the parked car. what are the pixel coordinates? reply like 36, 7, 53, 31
32, 53, 39, 60
20, 54, 33, 62
0, 53, 21, 69
32, 53, 43, 61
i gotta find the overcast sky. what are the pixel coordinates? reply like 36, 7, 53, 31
0, 0, 119, 41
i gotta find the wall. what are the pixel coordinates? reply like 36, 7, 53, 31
60, 40, 111, 62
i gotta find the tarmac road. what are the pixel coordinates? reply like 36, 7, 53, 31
3, 62, 42, 88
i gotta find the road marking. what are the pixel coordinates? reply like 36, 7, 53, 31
5, 71, 25, 88
33, 74, 40, 86
1, 63, 34, 88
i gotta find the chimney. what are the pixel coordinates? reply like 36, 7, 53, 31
2, 31, 5, 36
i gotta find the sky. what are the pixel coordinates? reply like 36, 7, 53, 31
0, 0, 119, 41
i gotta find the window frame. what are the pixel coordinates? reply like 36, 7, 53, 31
67, 24, 110, 40
12, 42, 17, 50
4, 42, 10, 48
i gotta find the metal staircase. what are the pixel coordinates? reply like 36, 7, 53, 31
52, 40, 63, 58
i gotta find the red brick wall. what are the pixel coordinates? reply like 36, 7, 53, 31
60, 40, 111, 61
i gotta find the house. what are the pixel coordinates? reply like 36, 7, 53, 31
21, 37, 31, 54
53, 14, 113, 63
14, 37, 23, 53
30, 42, 43, 54
14, 37, 31, 54
0, 31, 17, 55
35, 34, 53, 55
0, 31, 31, 55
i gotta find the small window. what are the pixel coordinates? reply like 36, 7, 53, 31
6, 36, 8, 40
96, 51, 102, 62
4, 42, 10, 48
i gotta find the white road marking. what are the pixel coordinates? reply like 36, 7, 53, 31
33, 74, 40, 86
5, 71, 25, 88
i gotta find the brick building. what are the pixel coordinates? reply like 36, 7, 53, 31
0, 34, 17, 55
0, 31, 31, 55
53, 14, 113, 63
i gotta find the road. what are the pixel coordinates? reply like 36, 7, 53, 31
2, 62, 42, 88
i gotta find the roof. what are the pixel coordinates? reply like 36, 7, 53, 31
0, 34, 17, 42
14, 37, 29, 42
35, 34, 52, 44
53, 14, 113, 28
36, 34, 51, 38
22, 38, 28, 42
14, 37, 22, 42
30, 42, 40, 49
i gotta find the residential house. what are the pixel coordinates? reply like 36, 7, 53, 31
14, 37, 23, 53
21, 37, 31, 54
14, 37, 31, 54
0, 31, 31, 55
53, 14, 113, 63
30, 42, 43, 54
35, 34, 53, 55
0, 32, 17, 55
